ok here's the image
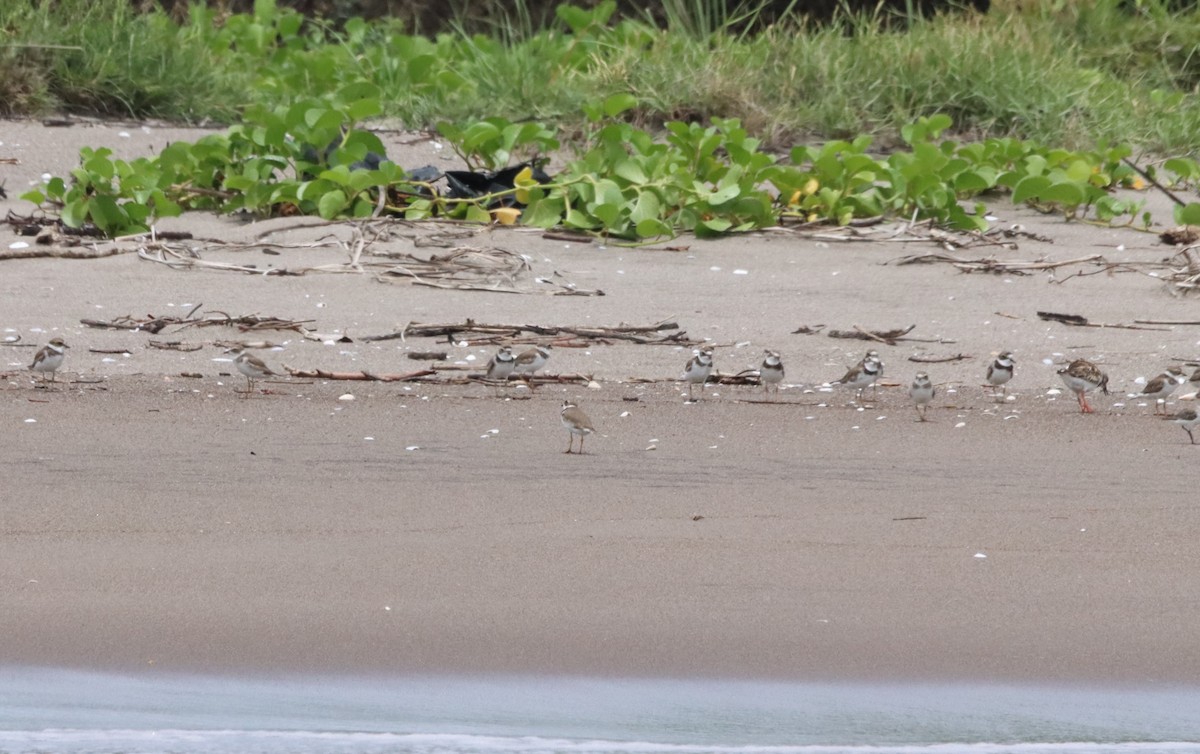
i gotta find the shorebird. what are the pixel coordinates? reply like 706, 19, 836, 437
909, 372, 935, 422
29, 337, 68, 385
1167, 408, 1200, 445
484, 346, 517, 396
514, 345, 551, 376
560, 400, 595, 454
1138, 367, 1187, 415
833, 350, 882, 402
759, 350, 784, 397
513, 345, 551, 389
682, 347, 714, 401
226, 347, 279, 396
1057, 358, 1109, 414
986, 352, 1014, 400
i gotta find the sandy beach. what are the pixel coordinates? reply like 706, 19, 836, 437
2, 118, 1199, 684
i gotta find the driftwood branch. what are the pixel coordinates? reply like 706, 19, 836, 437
81, 311, 315, 335
890, 252, 1102, 275
826, 324, 916, 345
1036, 310, 1173, 332
791, 324, 826, 335
363, 319, 695, 346
281, 366, 590, 385
283, 368, 438, 382
149, 340, 204, 351
908, 353, 972, 363
0, 245, 131, 260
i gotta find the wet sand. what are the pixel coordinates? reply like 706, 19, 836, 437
2, 119, 1199, 683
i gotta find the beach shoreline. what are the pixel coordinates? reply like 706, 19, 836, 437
3, 119, 1200, 685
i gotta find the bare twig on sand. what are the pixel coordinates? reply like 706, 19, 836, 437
282, 366, 591, 386
133, 221, 601, 295
81, 310, 315, 335
908, 353, 972, 363
149, 340, 204, 351
1036, 310, 1173, 332
364, 318, 697, 346
791, 324, 826, 335
889, 251, 1102, 275
283, 368, 439, 382
826, 324, 916, 345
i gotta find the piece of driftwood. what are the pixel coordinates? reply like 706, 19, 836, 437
87, 348, 131, 355
281, 366, 591, 385
908, 353, 972, 363
541, 232, 593, 244
284, 367, 439, 382
889, 252, 1101, 275
0, 244, 128, 260
149, 340, 204, 351
1037, 310, 1173, 331
81, 311, 314, 335
1037, 311, 1089, 326
826, 324, 916, 345
407, 351, 448, 360
627, 372, 770, 386
791, 324, 826, 335
364, 319, 695, 346
1164, 248, 1200, 295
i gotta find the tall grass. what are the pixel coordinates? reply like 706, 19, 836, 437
0, 0, 242, 120
1, 0, 1199, 154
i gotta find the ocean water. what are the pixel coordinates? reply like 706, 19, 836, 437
1, 669, 1199, 754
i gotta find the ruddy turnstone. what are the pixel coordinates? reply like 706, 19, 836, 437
834, 351, 882, 402
484, 346, 517, 395
560, 400, 595, 454
226, 347, 279, 396
909, 372, 935, 421
1057, 358, 1109, 414
29, 337, 68, 385
682, 347, 714, 401
1139, 367, 1187, 415
986, 351, 1015, 400
1167, 408, 1200, 445
759, 350, 784, 396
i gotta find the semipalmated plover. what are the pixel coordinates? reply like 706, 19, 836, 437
484, 346, 516, 396
759, 350, 784, 396
1167, 408, 1200, 445
29, 337, 68, 385
986, 351, 1014, 400
560, 400, 595, 454
1139, 367, 1187, 415
514, 345, 551, 376
682, 347, 714, 401
226, 347, 278, 396
834, 351, 881, 402
909, 372, 935, 421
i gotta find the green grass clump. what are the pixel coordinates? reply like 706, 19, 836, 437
0, 0, 243, 120
3, 0, 1200, 153
16, 1, 1200, 241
